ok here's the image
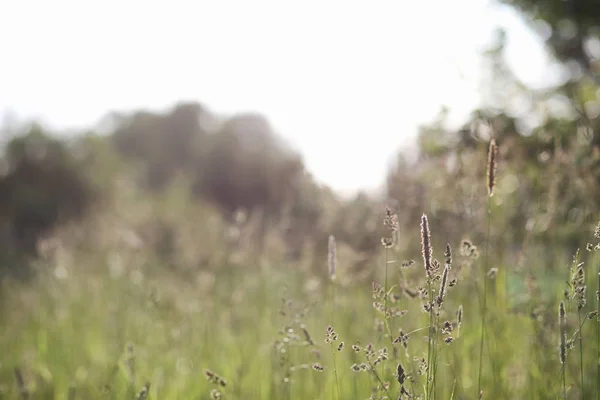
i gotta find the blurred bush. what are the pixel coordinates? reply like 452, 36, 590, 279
0, 125, 96, 276
112, 102, 210, 190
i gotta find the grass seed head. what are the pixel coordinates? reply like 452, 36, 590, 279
420, 214, 433, 279
444, 243, 452, 267
325, 325, 338, 343
559, 301, 567, 364
396, 363, 406, 384
204, 370, 227, 387
487, 138, 498, 197
381, 206, 399, 248
436, 264, 450, 307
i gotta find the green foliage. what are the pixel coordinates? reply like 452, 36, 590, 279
500, 0, 600, 77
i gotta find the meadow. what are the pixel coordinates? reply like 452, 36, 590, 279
3, 0, 600, 397
1, 137, 600, 400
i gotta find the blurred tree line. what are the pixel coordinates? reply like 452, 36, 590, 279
1, 0, 600, 280
387, 0, 600, 263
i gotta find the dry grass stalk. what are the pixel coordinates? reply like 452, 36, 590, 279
487, 139, 498, 197
420, 214, 433, 279
436, 264, 450, 308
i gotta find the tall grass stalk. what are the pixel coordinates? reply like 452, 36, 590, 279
578, 308, 584, 398
384, 247, 389, 327
426, 278, 435, 400
477, 205, 490, 396
420, 214, 437, 400
327, 235, 340, 400
328, 334, 340, 400
596, 272, 600, 400
559, 301, 567, 400
554, 305, 594, 397
572, 249, 586, 399
431, 311, 441, 400
450, 379, 457, 400
382, 208, 400, 370
382, 246, 391, 381
478, 138, 497, 397
369, 362, 393, 400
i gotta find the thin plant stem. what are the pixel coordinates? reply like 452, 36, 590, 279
431, 312, 441, 400
382, 247, 399, 368
578, 308, 584, 399
332, 280, 336, 324
369, 362, 393, 400
384, 247, 389, 324
434, 336, 453, 400
329, 283, 340, 400
330, 341, 340, 400
478, 202, 491, 397
554, 315, 589, 396
426, 280, 435, 400
563, 358, 567, 400
406, 326, 429, 336
383, 246, 390, 379
596, 272, 600, 400
450, 379, 457, 400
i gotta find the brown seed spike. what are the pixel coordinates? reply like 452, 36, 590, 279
444, 243, 452, 267
487, 139, 498, 197
420, 214, 433, 279
436, 264, 450, 307
396, 363, 406, 384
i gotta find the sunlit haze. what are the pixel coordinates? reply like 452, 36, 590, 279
0, 0, 553, 194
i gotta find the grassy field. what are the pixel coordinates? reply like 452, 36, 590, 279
1, 138, 599, 400
1, 208, 599, 400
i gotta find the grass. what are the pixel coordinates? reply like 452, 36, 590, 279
478, 138, 497, 399
1, 144, 600, 399
1, 223, 598, 400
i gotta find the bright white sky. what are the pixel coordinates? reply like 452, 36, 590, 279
0, 0, 554, 195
